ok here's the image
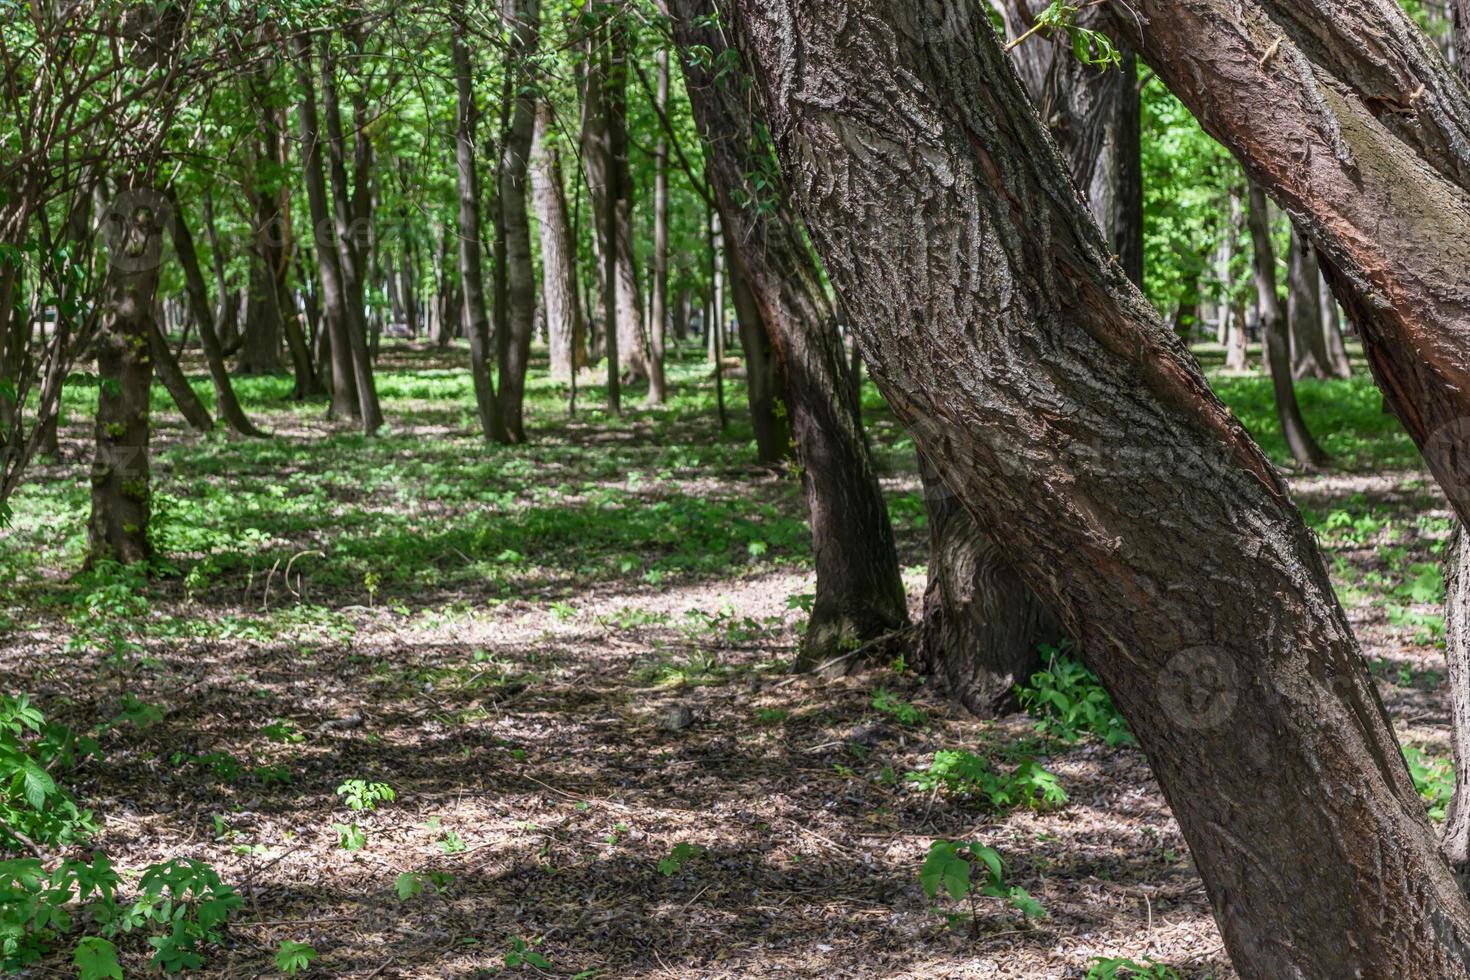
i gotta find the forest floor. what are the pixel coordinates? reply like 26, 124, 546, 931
0, 344, 1455, 979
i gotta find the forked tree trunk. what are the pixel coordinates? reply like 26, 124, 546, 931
531, 102, 587, 379
451, 7, 512, 443
89, 189, 166, 567
1245, 185, 1329, 470
495, 0, 540, 443
667, 0, 909, 672
727, 2, 1470, 975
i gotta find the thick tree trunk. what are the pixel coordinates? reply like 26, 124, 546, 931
451, 6, 512, 443
237, 238, 283, 375
320, 42, 384, 433
532, 103, 587, 380
1287, 226, 1330, 380
89, 191, 165, 567
292, 35, 361, 423
667, 0, 909, 672
728, 256, 789, 464
1245, 185, 1329, 470
167, 195, 265, 437
917, 453, 1062, 716
495, 0, 540, 443
148, 320, 212, 433
727, 2, 1470, 976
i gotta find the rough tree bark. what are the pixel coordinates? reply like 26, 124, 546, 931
1246, 185, 1329, 470
728, 1, 1470, 975
666, 0, 909, 672
89, 188, 167, 567
292, 35, 360, 423
495, 0, 540, 443
531, 102, 587, 379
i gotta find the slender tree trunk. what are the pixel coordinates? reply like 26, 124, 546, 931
201, 188, 238, 353
89, 191, 165, 567
532, 102, 587, 379
1319, 270, 1352, 379
495, 0, 541, 443
668, 0, 909, 671
149, 319, 212, 432
292, 35, 360, 422
1287, 225, 1330, 380
167, 195, 264, 437
1246, 185, 1329, 470
728, 256, 788, 464
320, 41, 383, 433
729, 3, 1470, 975
451, 6, 512, 443
650, 47, 671, 398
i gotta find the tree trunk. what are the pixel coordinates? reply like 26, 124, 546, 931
917, 453, 1062, 716
532, 102, 587, 379
201, 188, 238, 353
89, 190, 165, 567
237, 234, 283, 374
148, 319, 212, 433
728, 255, 788, 464
1245, 185, 1329, 470
1319, 269, 1352, 379
1287, 225, 1330, 380
668, 0, 909, 672
451, 5, 512, 443
650, 47, 671, 398
292, 35, 361, 423
320, 41, 384, 433
727, 3, 1470, 975
167, 195, 265, 437
495, 0, 540, 443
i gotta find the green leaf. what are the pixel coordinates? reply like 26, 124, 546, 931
22, 760, 56, 809
395, 872, 423, 901
919, 841, 971, 902
74, 937, 124, 980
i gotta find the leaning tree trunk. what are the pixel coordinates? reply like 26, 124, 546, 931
727, 2, 1470, 976
1286, 226, 1330, 380
451, 4, 512, 444
1245, 185, 1329, 470
148, 320, 212, 433
495, 0, 540, 443
166, 193, 265, 437
531, 101, 587, 379
89, 189, 167, 567
666, 0, 909, 673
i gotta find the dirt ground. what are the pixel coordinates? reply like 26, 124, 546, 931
1, 355, 1453, 979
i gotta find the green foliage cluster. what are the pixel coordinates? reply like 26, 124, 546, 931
919, 840, 1045, 933
906, 750, 1066, 812
1017, 646, 1135, 748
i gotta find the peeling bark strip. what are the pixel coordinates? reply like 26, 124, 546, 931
665, 0, 909, 671
727, 2, 1470, 975
1107, 0, 1470, 527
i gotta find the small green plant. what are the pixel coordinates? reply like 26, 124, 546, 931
1006, 1, 1123, 68
119, 859, 243, 973
906, 750, 1067, 811
0, 695, 100, 853
259, 719, 303, 744
337, 779, 396, 812
65, 561, 149, 667
395, 870, 454, 901
333, 823, 367, 851
275, 939, 318, 975
74, 936, 123, 980
1, 857, 119, 968
920, 840, 1044, 935
871, 688, 926, 727
110, 694, 164, 730
657, 842, 704, 876
1404, 745, 1454, 821
1087, 955, 1182, 980
505, 935, 551, 970
438, 829, 467, 855
1017, 644, 1134, 747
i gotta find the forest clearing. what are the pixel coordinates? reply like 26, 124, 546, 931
6, 0, 1470, 977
